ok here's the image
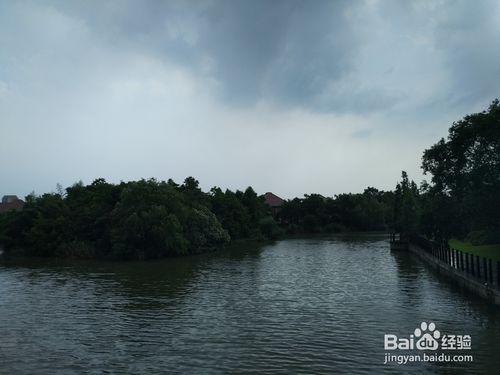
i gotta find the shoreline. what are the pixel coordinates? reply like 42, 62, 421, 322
0, 231, 389, 264
393, 237, 500, 306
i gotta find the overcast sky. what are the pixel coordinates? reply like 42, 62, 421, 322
1, 0, 499, 198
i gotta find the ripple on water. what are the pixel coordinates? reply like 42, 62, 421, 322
0, 235, 499, 374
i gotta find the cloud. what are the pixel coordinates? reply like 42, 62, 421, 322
22, 0, 499, 114
47, 0, 363, 111
0, 0, 499, 197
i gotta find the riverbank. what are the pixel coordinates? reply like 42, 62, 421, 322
279, 230, 389, 240
401, 237, 500, 306
449, 239, 500, 261
0, 231, 389, 262
0, 237, 273, 263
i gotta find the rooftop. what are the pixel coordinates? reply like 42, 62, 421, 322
0, 195, 25, 213
264, 192, 285, 208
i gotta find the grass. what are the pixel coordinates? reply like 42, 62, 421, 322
449, 239, 500, 261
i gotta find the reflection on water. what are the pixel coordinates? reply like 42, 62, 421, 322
0, 235, 499, 373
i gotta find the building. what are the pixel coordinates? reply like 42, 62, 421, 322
0, 195, 25, 213
263, 192, 285, 216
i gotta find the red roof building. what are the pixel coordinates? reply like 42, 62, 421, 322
0, 195, 24, 213
264, 192, 284, 216
264, 192, 284, 207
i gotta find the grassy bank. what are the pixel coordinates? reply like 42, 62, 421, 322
448, 239, 500, 261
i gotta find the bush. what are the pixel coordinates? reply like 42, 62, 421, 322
55, 241, 96, 259
467, 230, 500, 245
185, 207, 230, 252
258, 216, 282, 240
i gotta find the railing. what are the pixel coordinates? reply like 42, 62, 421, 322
389, 233, 406, 243
401, 234, 500, 290
389, 233, 398, 243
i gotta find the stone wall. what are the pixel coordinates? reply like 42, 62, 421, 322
408, 242, 500, 306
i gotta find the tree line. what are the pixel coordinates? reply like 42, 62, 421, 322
0, 178, 285, 259
277, 188, 394, 233
394, 99, 500, 245
0, 177, 395, 259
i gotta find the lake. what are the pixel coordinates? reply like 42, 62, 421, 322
1, 235, 499, 373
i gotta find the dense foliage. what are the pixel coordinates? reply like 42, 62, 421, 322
0, 177, 395, 259
394, 99, 500, 244
0, 178, 277, 259
278, 188, 394, 234
393, 171, 420, 235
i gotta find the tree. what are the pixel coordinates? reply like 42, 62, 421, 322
422, 99, 500, 241
393, 171, 419, 235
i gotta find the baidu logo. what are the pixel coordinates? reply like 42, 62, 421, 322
383, 321, 473, 365
414, 321, 440, 350
384, 321, 471, 351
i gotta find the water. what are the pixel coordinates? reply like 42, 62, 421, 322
1, 235, 499, 374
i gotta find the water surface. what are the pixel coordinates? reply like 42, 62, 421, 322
1, 235, 499, 373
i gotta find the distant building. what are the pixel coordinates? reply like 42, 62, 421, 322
263, 192, 285, 216
0, 195, 25, 213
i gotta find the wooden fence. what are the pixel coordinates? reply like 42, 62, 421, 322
391, 233, 500, 289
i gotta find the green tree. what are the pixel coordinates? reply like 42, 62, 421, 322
393, 171, 419, 235
422, 99, 500, 241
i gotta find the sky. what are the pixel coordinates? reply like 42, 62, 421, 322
1, 0, 499, 199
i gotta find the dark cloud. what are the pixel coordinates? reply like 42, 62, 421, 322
1, 0, 500, 197
41, 0, 500, 114
198, 0, 358, 108
48, 0, 362, 110
431, 0, 500, 108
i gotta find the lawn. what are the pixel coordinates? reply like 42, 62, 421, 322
449, 239, 500, 261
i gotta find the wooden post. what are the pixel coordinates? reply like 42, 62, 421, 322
489, 259, 493, 284
483, 258, 487, 282
477, 256, 481, 279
